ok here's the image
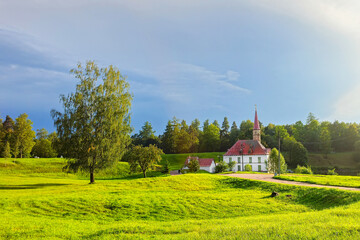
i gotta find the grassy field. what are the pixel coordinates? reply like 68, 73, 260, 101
160, 152, 224, 170
1, 158, 360, 239
275, 174, 360, 188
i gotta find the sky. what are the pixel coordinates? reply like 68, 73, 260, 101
1, 0, 360, 134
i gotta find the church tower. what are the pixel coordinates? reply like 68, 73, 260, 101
253, 106, 261, 142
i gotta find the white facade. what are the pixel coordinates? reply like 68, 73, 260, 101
223, 154, 268, 172
201, 161, 216, 173
183, 159, 216, 173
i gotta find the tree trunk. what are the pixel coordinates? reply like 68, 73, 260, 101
20, 149, 22, 159
90, 170, 95, 184
143, 170, 146, 178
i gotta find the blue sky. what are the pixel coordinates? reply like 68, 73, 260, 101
1, 0, 360, 134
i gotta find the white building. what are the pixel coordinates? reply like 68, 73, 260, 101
183, 157, 216, 173
223, 108, 270, 172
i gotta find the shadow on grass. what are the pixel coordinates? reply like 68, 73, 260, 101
96, 171, 169, 180
0, 183, 70, 190
220, 177, 360, 210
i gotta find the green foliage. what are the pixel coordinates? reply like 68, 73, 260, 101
188, 158, 200, 173
295, 165, 313, 174
162, 159, 170, 174
2, 141, 11, 158
200, 123, 220, 152
36, 128, 49, 140
282, 137, 308, 168
51, 61, 132, 183
215, 161, 228, 173
227, 160, 236, 171
31, 139, 57, 158
128, 145, 164, 178
239, 120, 253, 140
14, 113, 36, 158
327, 168, 338, 175
268, 148, 287, 174
245, 164, 252, 171
320, 125, 332, 157
132, 121, 160, 147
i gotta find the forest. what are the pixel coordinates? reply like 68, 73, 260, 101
1, 112, 360, 169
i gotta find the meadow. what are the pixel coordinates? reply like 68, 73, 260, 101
1, 158, 360, 239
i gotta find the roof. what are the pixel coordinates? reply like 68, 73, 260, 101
224, 140, 271, 156
254, 109, 260, 130
185, 157, 214, 167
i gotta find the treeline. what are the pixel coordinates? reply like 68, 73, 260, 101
0, 114, 58, 158
131, 113, 360, 168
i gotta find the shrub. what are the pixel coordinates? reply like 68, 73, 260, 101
327, 168, 338, 175
227, 161, 236, 171
162, 160, 170, 174
244, 164, 252, 172
188, 158, 200, 173
295, 165, 313, 174
215, 161, 228, 173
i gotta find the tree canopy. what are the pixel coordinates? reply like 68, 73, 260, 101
51, 61, 132, 183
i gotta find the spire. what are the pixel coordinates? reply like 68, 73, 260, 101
254, 105, 260, 130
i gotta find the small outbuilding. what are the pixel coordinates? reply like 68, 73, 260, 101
183, 157, 216, 173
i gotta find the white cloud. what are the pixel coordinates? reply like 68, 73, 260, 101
329, 84, 360, 122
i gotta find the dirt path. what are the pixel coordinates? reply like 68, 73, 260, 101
222, 173, 360, 192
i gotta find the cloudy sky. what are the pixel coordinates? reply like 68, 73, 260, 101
1, 0, 360, 134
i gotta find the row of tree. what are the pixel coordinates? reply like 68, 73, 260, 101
0, 114, 58, 158
131, 113, 360, 168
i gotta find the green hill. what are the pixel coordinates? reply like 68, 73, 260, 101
308, 152, 360, 175
0, 158, 360, 239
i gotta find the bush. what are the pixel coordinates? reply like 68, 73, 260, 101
215, 161, 228, 173
188, 158, 200, 173
244, 164, 252, 172
295, 165, 313, 174
227, 161, 236, 171
162, 160, 170, 174
327, 168, 338, 175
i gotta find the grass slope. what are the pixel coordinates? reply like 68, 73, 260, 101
160, 152, 224, 170
275, 174, 360, 188
1, 158, 360, 239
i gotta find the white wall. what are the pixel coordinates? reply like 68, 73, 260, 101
223, 155, 268, 172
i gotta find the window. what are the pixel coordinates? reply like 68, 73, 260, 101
258, 157, 261, 163
258, 165, 261, 172
229, 157, 232, 162
238, 165, 241, 171
249, 157, 252, 163
237, 157, 241, 163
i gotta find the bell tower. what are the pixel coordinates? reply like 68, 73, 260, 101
253, 105, 261, 142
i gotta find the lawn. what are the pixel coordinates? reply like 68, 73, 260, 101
1, 158, 360, 239
274, 174, 360, 188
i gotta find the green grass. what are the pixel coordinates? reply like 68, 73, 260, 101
1, 158, 360, 239
160, 152, 224, 170
275, 174, 360, 188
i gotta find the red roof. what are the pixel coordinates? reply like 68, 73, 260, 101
254, 109, 260, 130
185, 157, 214, 167
224, 140, 270, 156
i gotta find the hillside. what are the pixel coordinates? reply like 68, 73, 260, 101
308, 152, 360, 175
0, 158, 360, 239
